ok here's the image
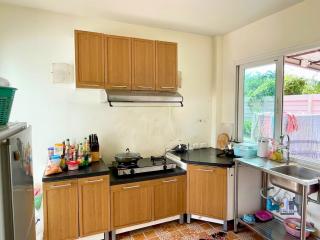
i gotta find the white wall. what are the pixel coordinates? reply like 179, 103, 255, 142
218, 0, 320, 234
0, 3, 214, 183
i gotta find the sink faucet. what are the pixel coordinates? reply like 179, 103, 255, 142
280, 134, 290, 165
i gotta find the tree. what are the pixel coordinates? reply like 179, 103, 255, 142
284, 75, 306, 95
302, 81, 320, 94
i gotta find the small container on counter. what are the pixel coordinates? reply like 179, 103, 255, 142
54, 143, 64, 156
48, 147, 54, 159
257, 138, 269, 157
50, 155, 61, 167
67, 161, 79, 171
234, 142, 257, 158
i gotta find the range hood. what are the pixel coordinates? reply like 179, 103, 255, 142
105, 90, 183, 107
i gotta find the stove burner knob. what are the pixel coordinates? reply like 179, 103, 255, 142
130, 169, 135, 175
163, 165, 167, 170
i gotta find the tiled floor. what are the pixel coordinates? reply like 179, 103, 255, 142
116, 220, 261, 240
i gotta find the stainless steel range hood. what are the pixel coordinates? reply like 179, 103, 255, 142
105, 90, 183, 107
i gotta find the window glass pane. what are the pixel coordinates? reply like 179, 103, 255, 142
243, 63, 276, 142
283, 64, 320, 160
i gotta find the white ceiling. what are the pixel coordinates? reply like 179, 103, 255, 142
0, 0, 303, 35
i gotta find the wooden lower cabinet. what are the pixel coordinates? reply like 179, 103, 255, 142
154, 176, 186, 220
78, 176, 110, 237
43, 176, 110, 240
111, 175, 187, 229
43, 180, 78, 240
111, 181, 153, 229
188, 165, 227, 220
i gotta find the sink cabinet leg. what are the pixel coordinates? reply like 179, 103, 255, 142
111, 231, 116, 240
233, 161, 239, 233
179, 214, 184, 224
223, 221, 228, 232
261, 172, 268, 210
300, 186, 307, 240
186, 214, 191, 224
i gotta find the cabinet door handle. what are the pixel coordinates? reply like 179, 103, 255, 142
84, 84, 101, 87
161, 86, 175, 89
112, 85, 127, 88
123, 185, 140, 190
162, 179, 177, 183
85, 179, 103, 183
138, 86, 152, 89
196, 169, 214, 172
51, 183, 71, 189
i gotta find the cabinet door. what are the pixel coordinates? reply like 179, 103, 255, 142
111, 182, 153, 229
156, 41, 178, 91
78, 176, 110, 237
43, 180, 78, 240
132, 38, 156, 90
188, 165, 227, 220
154, 175, 186, 220
75, 30, 105, 88
105, 35, 132, 90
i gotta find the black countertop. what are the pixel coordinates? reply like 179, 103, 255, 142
171, 147, 235, 168
109, 167, 186, 185
42, 161, 110, 182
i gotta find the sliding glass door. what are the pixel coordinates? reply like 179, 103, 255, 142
237, 57, 284, 142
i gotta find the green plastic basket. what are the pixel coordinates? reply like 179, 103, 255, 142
0, 86, 17, 126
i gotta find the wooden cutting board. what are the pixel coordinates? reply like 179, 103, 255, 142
217, 133, 230, 150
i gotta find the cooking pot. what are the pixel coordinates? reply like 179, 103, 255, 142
115, 148, 142, 163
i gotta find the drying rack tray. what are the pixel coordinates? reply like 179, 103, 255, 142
238, 218, 317, 240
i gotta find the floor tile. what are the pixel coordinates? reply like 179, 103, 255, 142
115, 220, 261, 240
144, 230, 157, 239
131, 233, 145, 240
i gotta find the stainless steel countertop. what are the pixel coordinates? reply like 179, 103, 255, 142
234, 157, 320, 186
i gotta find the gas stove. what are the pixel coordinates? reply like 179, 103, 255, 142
112, 156, 177, 176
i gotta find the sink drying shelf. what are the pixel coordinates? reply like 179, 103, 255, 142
238, 218, 317, 240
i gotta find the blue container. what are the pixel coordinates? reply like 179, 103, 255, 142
234, 142, 257, 158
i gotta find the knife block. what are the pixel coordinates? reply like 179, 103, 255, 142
91, 152, 100, 162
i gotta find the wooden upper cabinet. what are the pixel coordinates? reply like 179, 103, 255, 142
105, 35, 132, 90
154, 176, 186, 220
188, 165, 227, 220
156, 41, 178, 91
75, 30, 179, 92
132, 38, 156, 90
111, 181, 153, 229
78, 176, 110, 237
75, 30, 105, 88
43, 180, 78, 240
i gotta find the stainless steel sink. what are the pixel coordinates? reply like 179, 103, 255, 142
269, 165, 320, 195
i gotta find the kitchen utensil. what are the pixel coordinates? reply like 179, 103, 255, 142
255, 210, 273, 222
217, 133, 229, 150
115, 148, 142, 163
284, 218, 313, 238
172, 144, 188, 153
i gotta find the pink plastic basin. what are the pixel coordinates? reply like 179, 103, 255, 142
284, 218, 312, 238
